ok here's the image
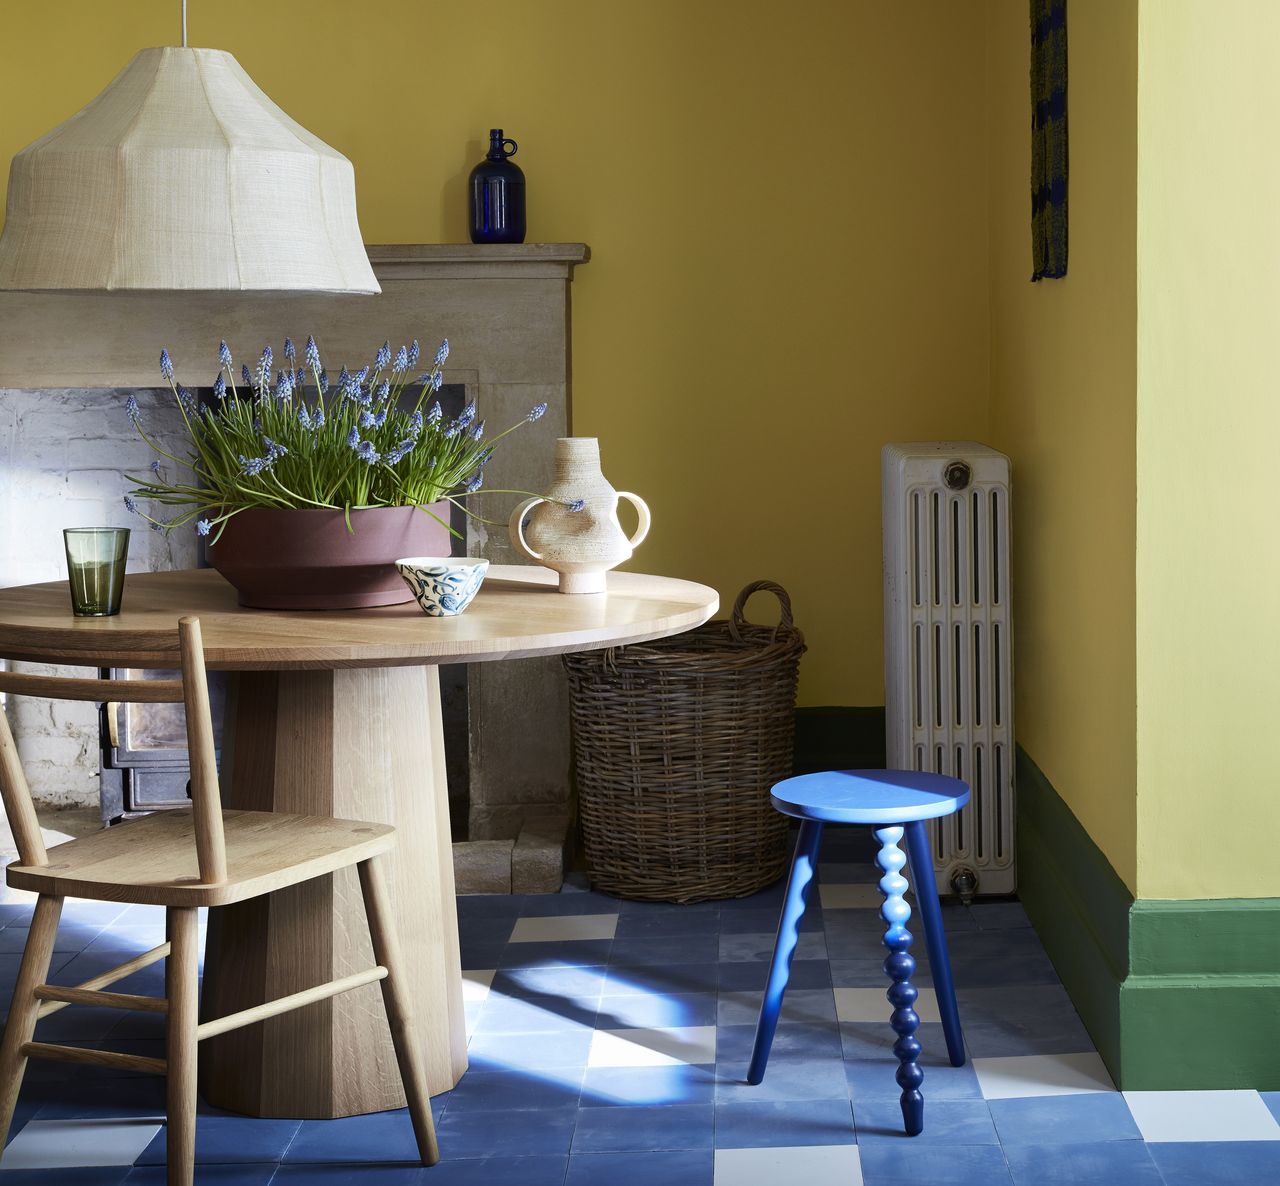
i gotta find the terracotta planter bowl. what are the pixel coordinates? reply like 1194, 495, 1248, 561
207, 504, 453, 609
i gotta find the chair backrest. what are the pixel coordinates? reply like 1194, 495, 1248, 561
0, 616, 227, 883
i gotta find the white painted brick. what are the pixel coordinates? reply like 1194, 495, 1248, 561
1, 388, 195, 807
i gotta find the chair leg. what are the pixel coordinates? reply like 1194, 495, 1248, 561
165, 907, 200, 1186
357, 856, 439, 1166
0, 894, 63, 1146
875, 825, 924, 1136
903, 820, 965, 1067
747, 819, 823, 1085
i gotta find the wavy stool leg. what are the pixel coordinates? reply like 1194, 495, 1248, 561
875, 824, 924, 1135
904, 820, 965, 1066
747, 819, 823, 1084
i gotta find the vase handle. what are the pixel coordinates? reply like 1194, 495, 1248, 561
509, 497, 547, 562
617, 492, 651, 550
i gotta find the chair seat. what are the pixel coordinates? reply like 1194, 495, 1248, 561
770, 769, 970, 824
6, 809, 396, 907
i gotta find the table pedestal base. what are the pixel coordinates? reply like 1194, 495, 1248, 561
201, 666, 468, 1118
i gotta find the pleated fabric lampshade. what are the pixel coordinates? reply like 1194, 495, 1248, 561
0, 47, 380, 293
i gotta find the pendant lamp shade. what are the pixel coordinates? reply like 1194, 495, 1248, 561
0, 47, 380, 293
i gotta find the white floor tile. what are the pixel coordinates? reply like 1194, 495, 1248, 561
1123, 1089, 1280, 1143
509, 913, 618, 943
460, 968, 496, 1002
587, 1025, 718, 1067
0, 1118, 163, 1169
973, 1051, 1115, 1099
834, 986, 940, 1023
715, 1144, 863, 1186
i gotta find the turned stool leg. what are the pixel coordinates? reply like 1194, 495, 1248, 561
903, 820, 965, 1067
875, 825, 923, 1136
748, 819, 824, 1084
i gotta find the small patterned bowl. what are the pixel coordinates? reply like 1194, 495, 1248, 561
395, 556, 489, 617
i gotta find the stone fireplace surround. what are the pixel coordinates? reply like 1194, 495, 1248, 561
0, 243, 590, 891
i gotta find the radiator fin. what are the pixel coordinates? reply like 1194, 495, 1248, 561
883, 442, 1015, 895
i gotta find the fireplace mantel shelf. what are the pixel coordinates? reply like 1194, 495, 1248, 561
368, 243, 590, 281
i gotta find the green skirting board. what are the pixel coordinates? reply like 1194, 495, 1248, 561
1016, 747, 1280, 1090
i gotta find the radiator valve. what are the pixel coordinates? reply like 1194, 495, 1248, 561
949, 865, 979, 904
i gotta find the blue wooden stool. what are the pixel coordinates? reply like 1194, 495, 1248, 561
746, 770, 970, 1136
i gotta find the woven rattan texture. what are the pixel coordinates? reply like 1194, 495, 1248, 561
564, 581, 806, 903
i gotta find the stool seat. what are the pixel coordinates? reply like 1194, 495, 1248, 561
770, 769, 970, 824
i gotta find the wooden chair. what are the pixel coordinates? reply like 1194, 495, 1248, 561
0, 617, 438, 1185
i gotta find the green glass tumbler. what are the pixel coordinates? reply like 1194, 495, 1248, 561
63, 528, 131, 617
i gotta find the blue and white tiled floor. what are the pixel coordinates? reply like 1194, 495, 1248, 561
1, 826, 1278, 1183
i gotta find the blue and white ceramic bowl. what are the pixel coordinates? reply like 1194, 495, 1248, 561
395, 556, 489, 617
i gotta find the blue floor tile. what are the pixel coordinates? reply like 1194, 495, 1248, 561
954, 986, 1095, 1057
858, 1142, 1014, 1186
270, 1167, 432, 1185
466, 1029, 593, 1072
283, 1110, 428, 1164
989, 1093, 1141, 1146
581, 1065, 718, 1108
497, 940, 613, 969
714, 1054, 851, 1103
443, 1069, 583, 1113
434, 1109, 576, 1159
1004, 1140, 1164, 1185
134, 1115, 302, 1164
123, 1165, 276, 1185
565, 1148, 712, 1186
613, 909, 721, 938
968, 901, 1032, 930
596, 992, 719, 1029
351, 1156, 568, 1185
846, 1055, 983, 1102
516, 892, 621, 917
471, 992, 597, 1035
487, 964, 607, 1001
855, 1098, 998, 1145
0, 1171, 130, 1186
610, 934, 720, 966
712, 1098, 856, 1147
571, 1103, 714, 1152
717, 958, 831, 991
718, 907, 824, 935
1148, 1141, 1280, 1186
715, 1020, 843, 1063
603, 963, 720, 996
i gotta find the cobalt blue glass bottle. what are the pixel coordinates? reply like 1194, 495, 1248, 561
469, 129, 526, 244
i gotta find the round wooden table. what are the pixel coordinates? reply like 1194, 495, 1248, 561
0, 565, 717, 1118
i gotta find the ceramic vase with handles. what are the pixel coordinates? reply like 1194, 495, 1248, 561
508, 437, 650, 594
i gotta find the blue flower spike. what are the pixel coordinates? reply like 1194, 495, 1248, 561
435, 339, 450, 366
392, 345, 409, 374
375, 341, 392, 371
283, 337, 297, 362
305, 335, 320, 371
125, 395, 141, 424
196, 519, 212, 536
218, 340, 233, 369
528, 402, 548, 422
160, 349, 174, 381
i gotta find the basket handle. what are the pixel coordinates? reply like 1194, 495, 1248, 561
729, 580, 794, 643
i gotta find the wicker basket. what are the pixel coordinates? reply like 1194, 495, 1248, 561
563, 580, 806, 903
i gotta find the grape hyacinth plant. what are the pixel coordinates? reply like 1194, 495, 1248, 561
124, 335, 574, 541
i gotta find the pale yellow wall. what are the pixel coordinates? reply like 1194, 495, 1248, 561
0, 0, 991, 707
985, 1, 1139, 891
1135, 1, 1280, 899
